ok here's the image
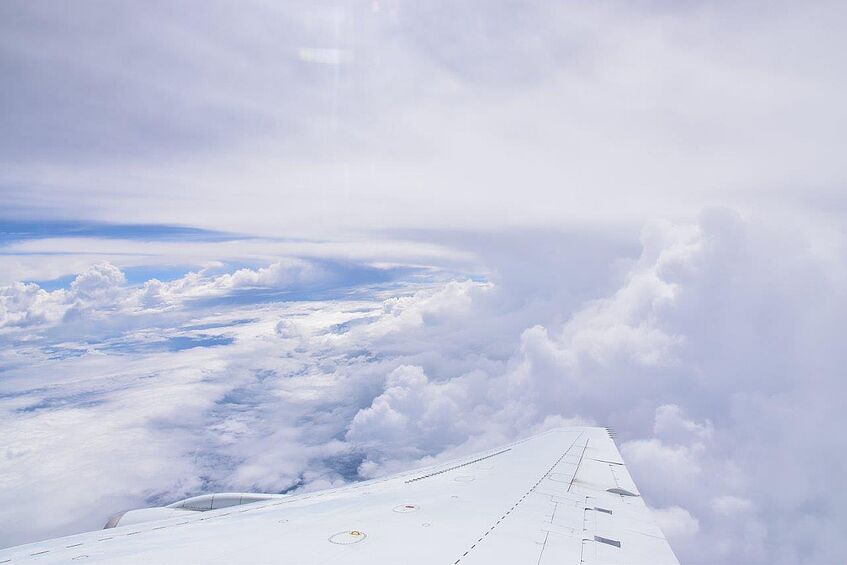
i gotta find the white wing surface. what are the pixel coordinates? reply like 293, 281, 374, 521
0, 427, 679, 564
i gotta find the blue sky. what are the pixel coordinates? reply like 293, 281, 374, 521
2, 2, 847, 563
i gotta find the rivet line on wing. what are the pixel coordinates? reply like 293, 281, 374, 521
404, 449, 511, 484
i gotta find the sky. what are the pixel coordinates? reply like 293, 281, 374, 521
1, 1, 847, 563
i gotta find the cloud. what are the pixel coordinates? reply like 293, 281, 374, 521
68, 262, 126, 299
653, 404, 713, 445
651, 505, 700, 540
3, 2, 847, 234
0, 262, 131, 329
0, 258, 330, 330
711, 495, 755, 517
341, 208, 847, 563
0, 232, 471, 285
348, 366, 466, 455
2, 209, 847, 565
3, 2, 847, 562
622, 438, 703, 499
0, 282, 58, 328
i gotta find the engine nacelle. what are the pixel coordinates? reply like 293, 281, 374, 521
104, 492, 289, 529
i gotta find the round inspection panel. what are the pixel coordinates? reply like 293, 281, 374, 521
454, 475, 475, 482
329, 530, 368, 545
393, 504, 419, 513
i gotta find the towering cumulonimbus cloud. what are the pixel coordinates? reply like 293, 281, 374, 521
340, 209, 847, 563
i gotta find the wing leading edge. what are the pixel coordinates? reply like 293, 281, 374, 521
0, 427, 679, 564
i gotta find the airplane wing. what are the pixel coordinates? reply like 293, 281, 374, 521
0, 427, 679, 564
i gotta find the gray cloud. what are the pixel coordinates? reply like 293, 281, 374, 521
2, 1, 846, 232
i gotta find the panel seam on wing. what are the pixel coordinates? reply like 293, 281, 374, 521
451, 432, 585, 565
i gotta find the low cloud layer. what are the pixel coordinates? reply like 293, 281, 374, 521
2, 209, 845, 563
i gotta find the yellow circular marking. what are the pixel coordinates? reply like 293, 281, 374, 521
350, 531, 361, 536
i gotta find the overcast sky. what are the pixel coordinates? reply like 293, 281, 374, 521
3, 0, 846, 233
2, 2, 847, 563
